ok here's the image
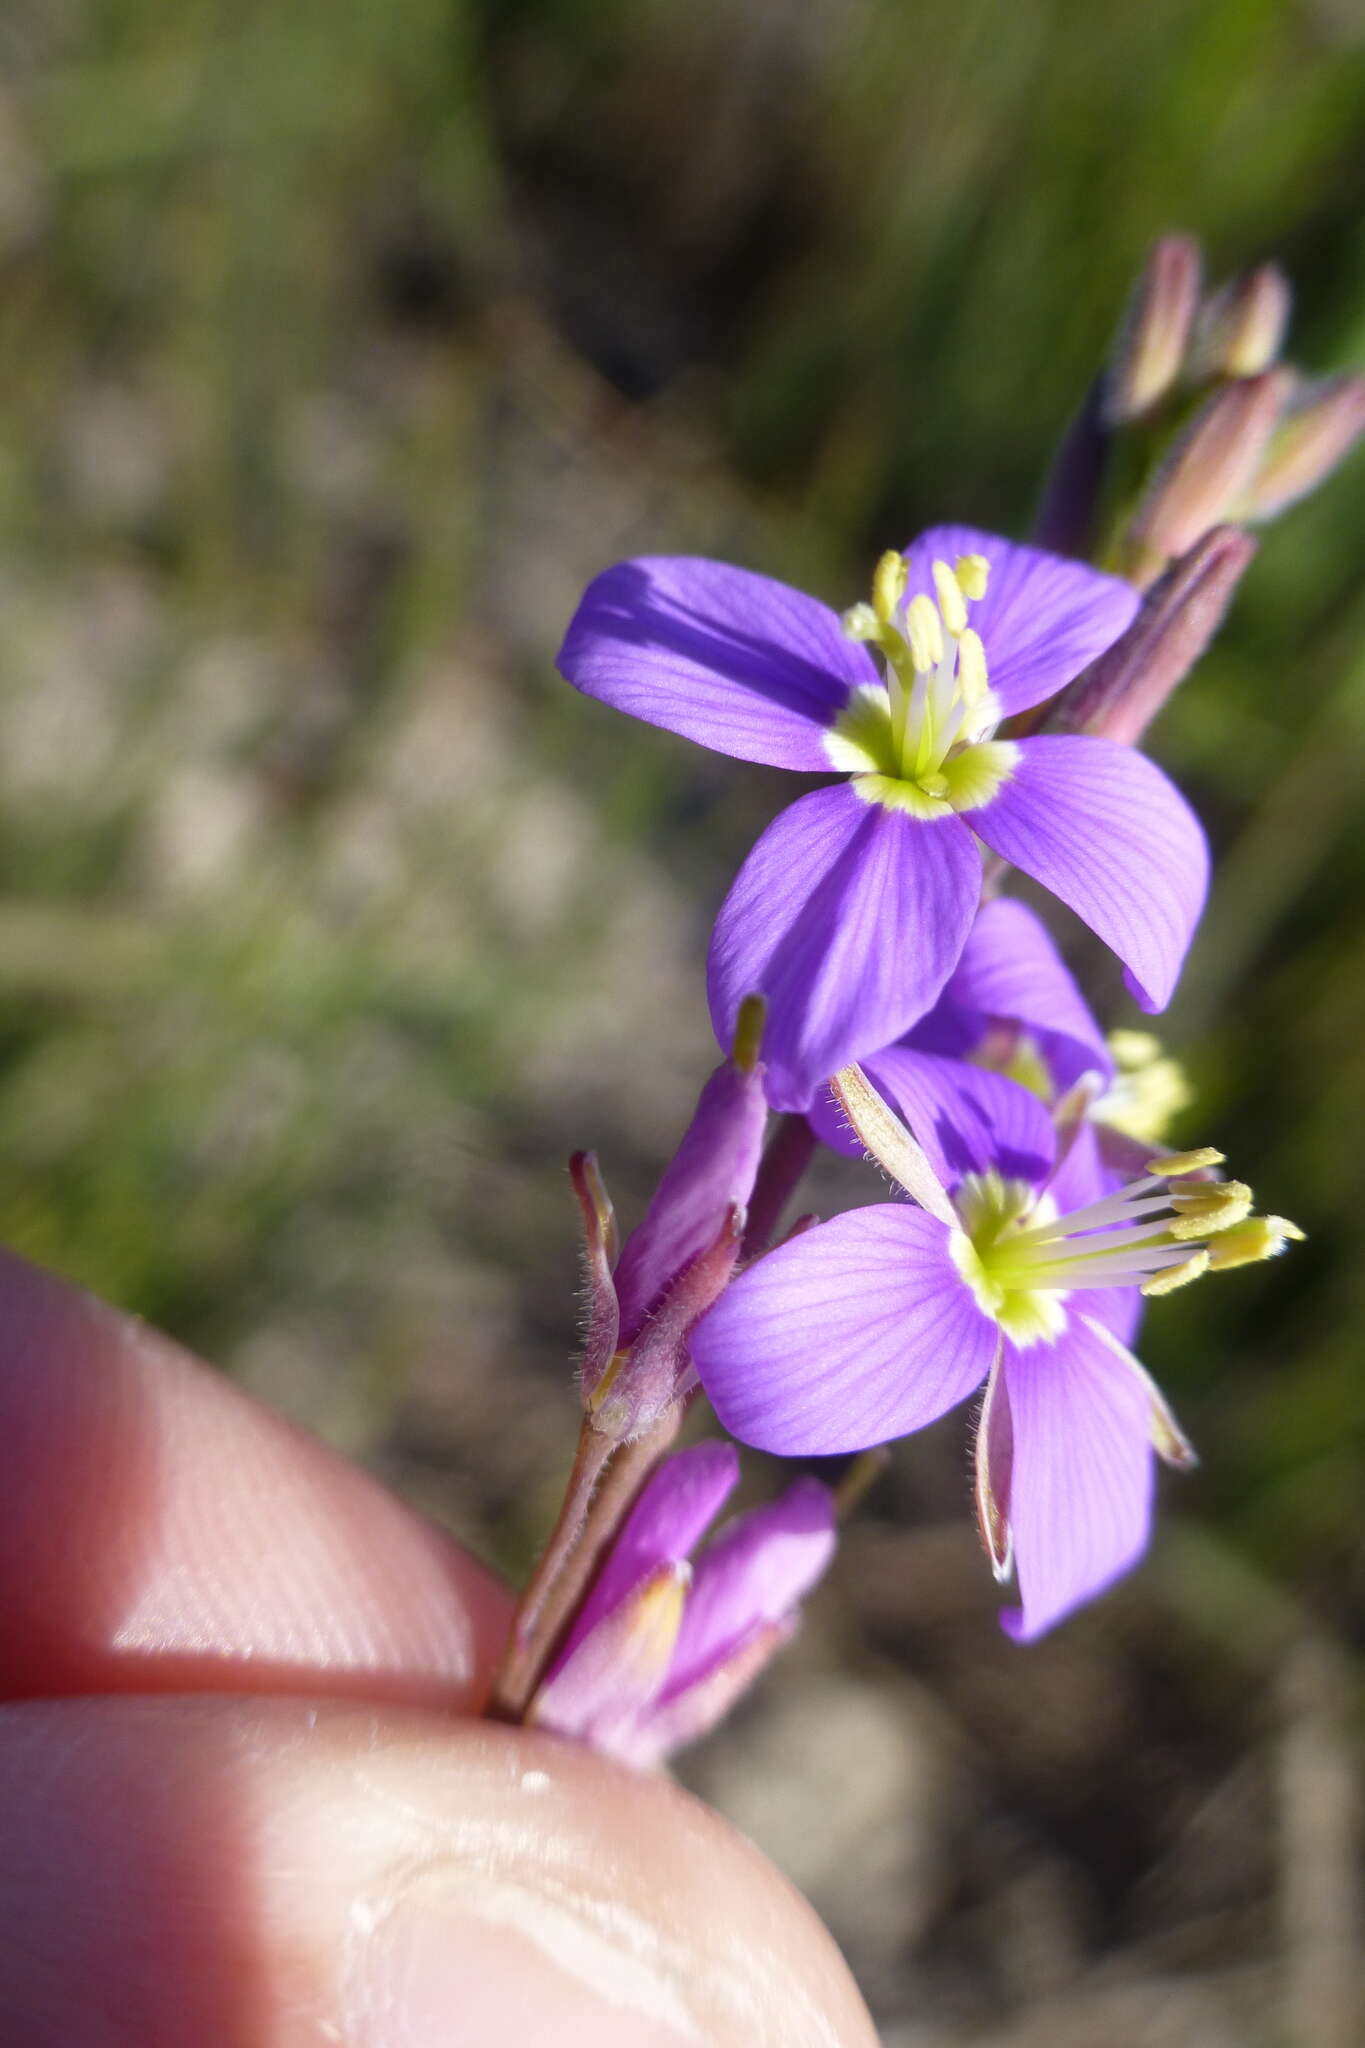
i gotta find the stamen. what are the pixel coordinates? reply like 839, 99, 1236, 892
841, 601, 881, 643
954, 553, 990, 600
956, 628, 988, 704
906, 593, 943, 672
1149, 1146, 1224, 1176
932, 559, 968, 637
1167, 1182, 1252, 1238
873, 550, 908, 624
1206, 1215, 1305, 1270
1141, 1250, 1210, 1296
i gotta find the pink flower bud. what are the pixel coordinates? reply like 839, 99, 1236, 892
1242, 372, 1365, 520
1192, 264, 1292, 379
1125, 369, 1288, 584
1104, 235, 1202, 425
1052, 525, 1256, 746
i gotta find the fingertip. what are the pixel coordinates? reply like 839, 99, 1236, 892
0, 1246, 511, 1706
0, 1699, 877, 2047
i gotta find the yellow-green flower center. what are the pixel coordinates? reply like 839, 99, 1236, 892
946, 1153, 1302, 1350
826, 550, 1019, 818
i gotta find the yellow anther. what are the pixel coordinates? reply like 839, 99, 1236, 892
842, 601, 881, 644
731, 992, 767, 1074
906, 593, 944, 672
872, 550, 908, 624
1142, 1249, 1210, 1297
1168, 1182, 1253, 1238
918, 770, 950, 798
1109, 1028, 1162, 1069
932, 559, 968, 637
955, 553, 990, 601
956, 627, 988, 704
1149, 1146, 1224, 1178
1206, 1216, 1305, 1271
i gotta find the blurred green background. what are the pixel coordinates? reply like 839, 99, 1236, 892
1, 1, 1362, 2038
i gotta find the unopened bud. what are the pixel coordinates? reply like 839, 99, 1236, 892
1050, 525, 1256, 746
1125, 370, 1288, 584
1035, 378, 1111, 557
1193, 264, 1292, 379
1104, 235, 1202, 425
1241, 373, 1365, 521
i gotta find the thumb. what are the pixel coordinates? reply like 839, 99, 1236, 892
0, 1696, 876, 2047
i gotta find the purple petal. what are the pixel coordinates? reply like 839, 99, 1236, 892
901, 526, 1139, 718
937, 897, 1113, 1092
557, 556, 875, 769
553, 1441, 738, 1672
1047, 1120, 1116, 1212
691, 1202, 998, 1454
613, 1057, 768, 1343
662, 1477, 837, 1702
1000, 1316, 1154, 1641
816, 1047, 1055, 1189
708, 784, 982, 1113
972, 735, 1208, 1012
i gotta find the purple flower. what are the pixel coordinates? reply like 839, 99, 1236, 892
531, 1441, 836, 1767
559, 527, 1207, 1110
691, 1074, 1299, 1638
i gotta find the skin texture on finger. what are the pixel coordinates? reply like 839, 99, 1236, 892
0, 1698, 877, 2048
0, 1246, 510, 1706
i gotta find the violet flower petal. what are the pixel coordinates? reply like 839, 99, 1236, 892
613, 1056, 768, 1343
691, 1203, 998, 1454
810, 1048, 1055, 1190
999, 1316, 1154, 1641
938, 897, 1113, 1091
553, 1440, 739, 1671
662, 1477, 837, 1703
707, 783, 982, 1112
901, 526, 1140, 719
972, 735, 1208, 1012
556, 556, 876, 769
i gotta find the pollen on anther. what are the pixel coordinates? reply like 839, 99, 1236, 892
1149, 1146, 1224, 1178
906, 593, 944, 672
1141, 1249, 1210, 1297
932, 560, 968, 637
957, 628, 988, 703
955, 553, 990, 600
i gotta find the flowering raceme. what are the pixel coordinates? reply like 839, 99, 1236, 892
559, 527, 1208, 1110
690, 1067, 1301, 1639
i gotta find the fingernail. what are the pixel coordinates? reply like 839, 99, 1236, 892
347, 1864, 702, 2048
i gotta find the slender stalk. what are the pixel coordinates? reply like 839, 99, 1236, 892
488, 1402, 687, 1720
741, 1112, 816, 1260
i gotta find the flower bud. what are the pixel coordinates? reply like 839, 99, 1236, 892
1125, 369, 1288, 584
573, 999, 769, 1442
1051, 524, 1256, 745
1192, 264, 1292, 379
1104, 235, 1202, 425
1241, 373, 1365, 521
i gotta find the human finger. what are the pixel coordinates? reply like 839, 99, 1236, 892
0, 1696, 876, 2047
